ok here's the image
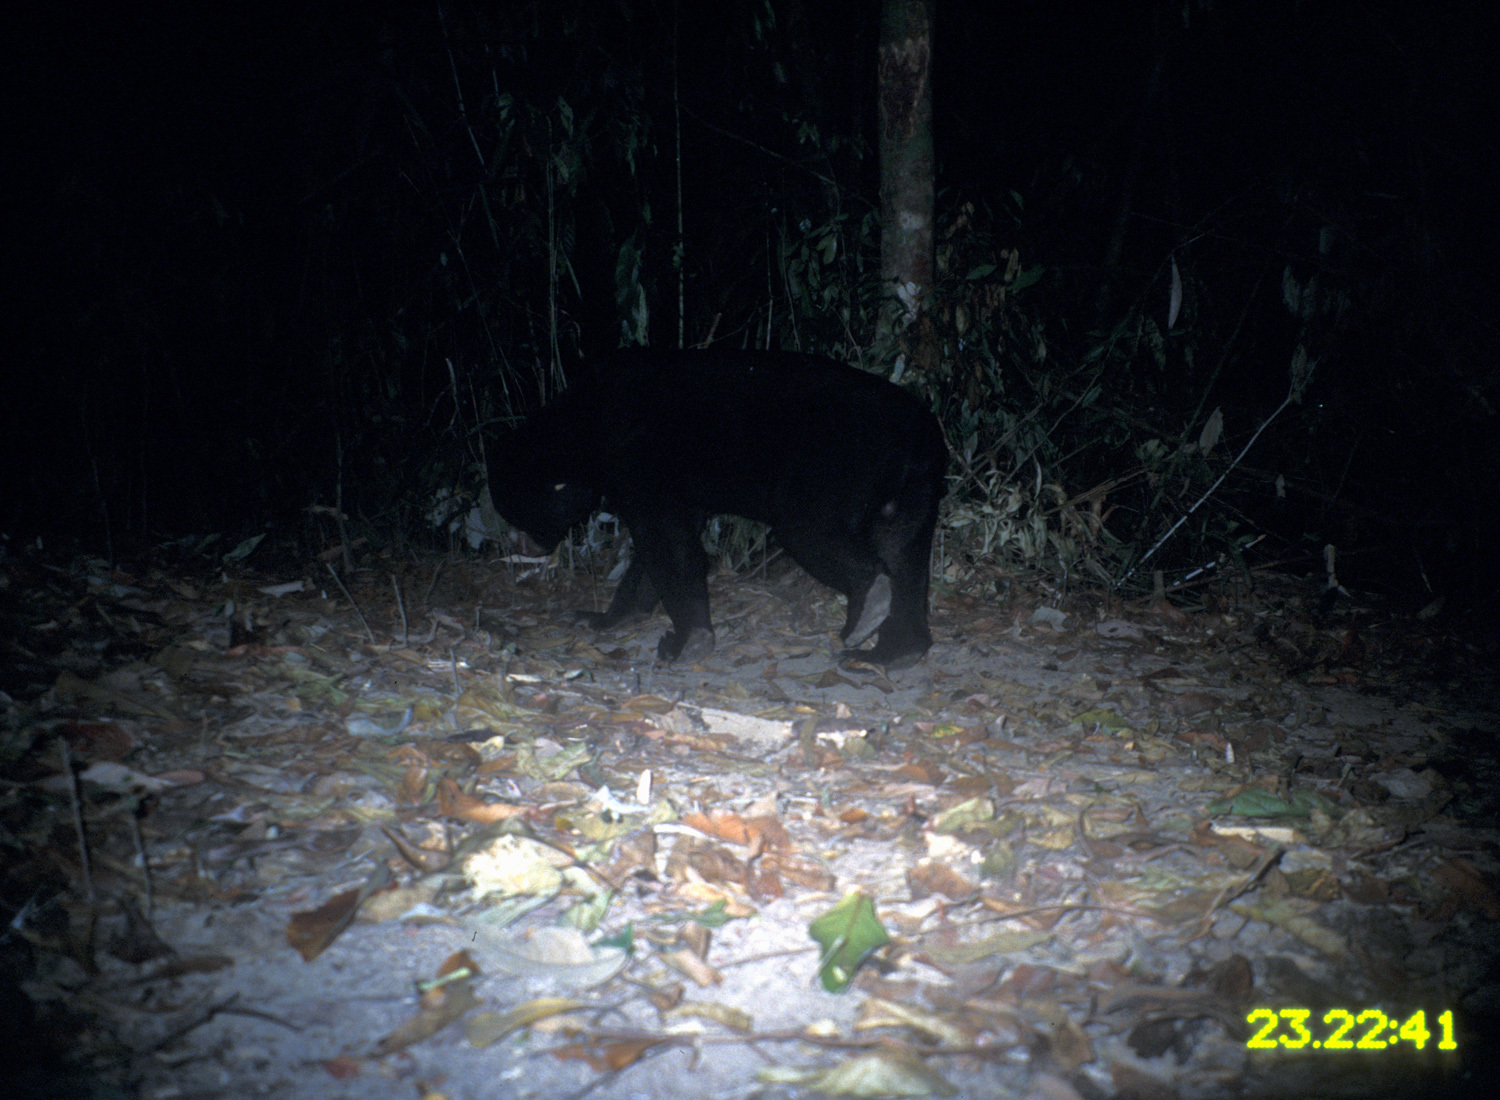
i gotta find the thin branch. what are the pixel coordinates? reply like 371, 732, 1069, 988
680, 105, 839, 191
1118, 384, 1299, 589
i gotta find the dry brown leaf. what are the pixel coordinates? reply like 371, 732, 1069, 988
552, 1037, 666, 1073
888, 762, 936, 792
437, 950, 480, 979
747, 864, 787, 899
52, 670, 179, 720
762, 1049, 956, 1096
382, 826, 450, 873
920, 927, 1053, 968
372, 981, 480, 1056
464, 997, 583, 1048
666, 835, 747, 888
55, 720, 137, 760
682, 810, 755, 846
1343, 871, 1391, 905
906, 861, 978, 901
1227, 897, 1348, 957
1109, 1060, 1176, 1099
670, 881, 752, 910
1283, 866, 1340, 902
357, 881, 443, 922
321, 1055, 363, 1080
1044, 1013, 1094, 1073
745, 813, 794, 850
436, 776, 526, 824
599, 828, 657, 885
389, 744, 436, 767
1166, 691, 1222, 717
475, 752, 519, 775
663, 729, 737, 753
763, 852, 835, 891
1147, 600, 1191, 626
947, 774, 992, 798
1202, 953, 1254, 1001
397, 763, 429, 805
1430, 858, 1500, 920
642, 981, 685, 1012
287, 862, 392, 961
667, 1001, 752, 1030
619, 694, 677, 714
141, 954, 235, 980
663, 946, 723, 986
853, 996, 972, 1047
287, 889, 361, 962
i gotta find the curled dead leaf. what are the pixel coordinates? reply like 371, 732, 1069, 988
552, 1037, 667, 1073
372, 981, 479, 1056
464, 997, 583, 1048
437, 776, 526, 824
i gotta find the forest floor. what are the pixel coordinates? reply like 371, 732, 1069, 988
3, 542, 1499, 1100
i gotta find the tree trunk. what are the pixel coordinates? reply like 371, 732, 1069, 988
877, 0, 935, 362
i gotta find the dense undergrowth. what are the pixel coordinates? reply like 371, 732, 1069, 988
13, 3, 1494, 619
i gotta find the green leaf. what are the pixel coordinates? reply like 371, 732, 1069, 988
690, 899, 732, 928
1073, 708, 1130, 731
808, 892, 889, 993
931, 797, 995, 834
594, 925, 634, 955
646, 899, 738, 927
1207, 787, 1339, 818
562, 879, 613, 932
1009, 265, 1044, 293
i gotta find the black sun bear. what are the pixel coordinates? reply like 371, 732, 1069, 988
487, 349, 947, 669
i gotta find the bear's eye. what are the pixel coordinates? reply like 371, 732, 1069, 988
552, 483, 568, 492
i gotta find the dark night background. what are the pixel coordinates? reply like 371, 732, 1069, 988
5, 0, 1498, 618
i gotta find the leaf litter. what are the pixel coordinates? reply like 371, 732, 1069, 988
1, 544, 1498, 1098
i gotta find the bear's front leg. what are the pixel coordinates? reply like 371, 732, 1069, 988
627, 512, 716, 663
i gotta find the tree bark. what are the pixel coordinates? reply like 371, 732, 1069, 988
877, 0, 935, 355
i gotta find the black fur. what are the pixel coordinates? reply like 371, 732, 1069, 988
487, 349, 946, 669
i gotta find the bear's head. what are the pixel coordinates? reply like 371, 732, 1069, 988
487, 428, 599, 552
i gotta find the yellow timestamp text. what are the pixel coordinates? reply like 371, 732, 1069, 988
1246, 1008, 1458, 1052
